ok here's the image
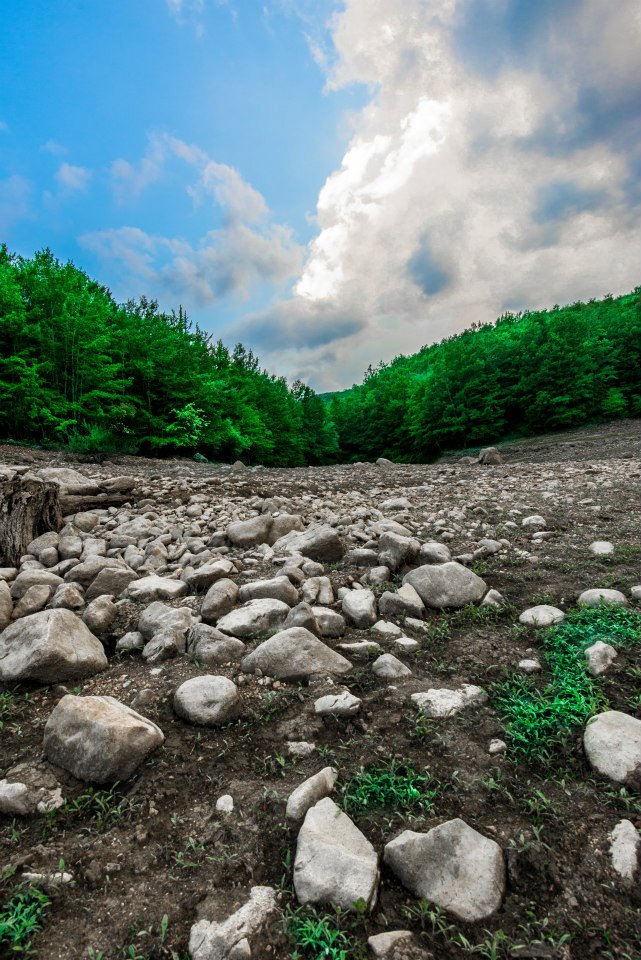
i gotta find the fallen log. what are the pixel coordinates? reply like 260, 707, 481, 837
0, 474, 63, 565
59, 493, 131, 514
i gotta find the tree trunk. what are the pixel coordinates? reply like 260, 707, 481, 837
59, 493, 130, 514
0, 475, 63, 566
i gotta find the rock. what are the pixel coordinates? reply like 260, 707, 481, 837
631, 585, 641, 602
286, 767, 338, 823
342, 589, 377, 628
49, 582, 85, 610
419, 541, 451, 564
10, 569, 63, 600
312, 607, 346, 638
65, 556, 128, 588
85, 566, 138, 601
610, 819, 640, 881
384, 818, 505, 921
242, 627, 352, 680
216, 794, 233, 813
378, 532, 418, 572
376, 457, 393, 467
36, 467, 100, 495
188, 885, 277, 960
0, 580, 12, 630
481, 588, 505, 607
284, 601, 320, 635
489, 739, 507, 755
269, 513, 305, 543
139, 602, 195, 640
201, 579, 239, 623
578, 588, 627, 607
0, 609, 107, 684
412, 685, 487, 718
142, 630, 181, 663
372, 654, 412, 679
184, 559, 235, 591
314, 690, 362, 717
116, 631, 145, 652
272, 524, 343, 563
371, 620, 402, 639
238, 576, 299, 607
584, 711, 641, 786
521, 514, 546, 530
590, 540, 614, 556
378, 583, 425, 620
43, 695, 164, 782
83, 595, 117, 634
188, 626, 246, 666
226, 515, 273, 548
585, 640, 617, 676
174, 675, 239, 726
518, 658, 541, 673
11, 584, 53, 619
27, 531, 59, 556
367, 931, 413, 957
126, 575, 188, 602
293, 798, 379, 911
0, 780, 33, 815
478, 447, 502, 465
216, 598, 289, 638
403, 562, 486, 609
519, 605, 565, 626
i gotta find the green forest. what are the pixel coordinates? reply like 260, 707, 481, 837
0, 245, 639, 465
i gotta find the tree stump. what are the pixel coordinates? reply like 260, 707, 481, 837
0, 474, 62, 565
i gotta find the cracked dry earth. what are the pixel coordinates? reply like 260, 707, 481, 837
1, 420, 640, 960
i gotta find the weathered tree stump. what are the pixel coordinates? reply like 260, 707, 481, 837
0, 474, 62, 565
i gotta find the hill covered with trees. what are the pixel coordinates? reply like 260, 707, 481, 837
1, 245, 638, 465
328, 288, 641, 461
0, 246, 337, 465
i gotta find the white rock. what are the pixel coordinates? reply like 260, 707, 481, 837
371, 620, 402, 639
371, 653, 412, 679
489, 739, 507, 755
521, 515, 546, 530
126, 575, 188, 602
367, 931, 413, 957
412, 684, 487, 718
584, 711, 641, 785
519, 605, 565, 627
578, 588, 627, 608
0, 780, 33, 815
342, 589, 378, 629
216, 794, 234, 814
610, 819, 640, 881
590, 540, 614, 556
286, 767, 338, 823
217, 598, 289, 638
585, 640, 617, 676
242, 627, 352, 680
518, 659, 541, 673
0, 609, 107, 684
189, 885, 277, 960
384, 818, 505, 921
403, 562, 486, 610
293, 797, 379, 911
174, 675, 239, 726
314, 690, 362, 717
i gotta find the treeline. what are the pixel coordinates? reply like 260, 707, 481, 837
328, 288, 641, 461
0, 246, 337, 465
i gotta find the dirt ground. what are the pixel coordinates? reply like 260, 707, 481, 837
1, 419, 640, 960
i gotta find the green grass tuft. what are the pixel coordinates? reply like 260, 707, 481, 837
495, 604, 641, 762
0, 884, 51, 954
341, 760, 436, 814
288, 908, 364, 960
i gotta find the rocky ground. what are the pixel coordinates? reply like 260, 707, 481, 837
0, 420, 640, 960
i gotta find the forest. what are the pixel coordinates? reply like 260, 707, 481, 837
0, 244, 639, 465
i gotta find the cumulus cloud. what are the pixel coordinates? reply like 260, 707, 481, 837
85, 137, 302, 304
236, 0, 641, 390
55, 162, 91, 192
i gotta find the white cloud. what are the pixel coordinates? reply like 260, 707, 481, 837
236, 0, 641, 390
55, 162, 91, 192
85, 137, 303, 305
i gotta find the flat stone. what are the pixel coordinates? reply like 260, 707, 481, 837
217, 598, 289, 638
294, 797, 379, 911
368, 931, 413, 957
584, 711, 641, 785
43, 695, 164, 783
384, 818, 505, 921
238, 576, 299, 607
590, 540, 614, 556
314, 690, 361, 717
519, 605, 565, 627
126, 575, 188, 602
412, 684, 487, 718
139, 602, 195, 640
272, 524, 343, 563
371, 653, 412, 679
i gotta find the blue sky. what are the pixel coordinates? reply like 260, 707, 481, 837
1, 1, 640, 389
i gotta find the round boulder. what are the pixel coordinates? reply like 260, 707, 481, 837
174, 675, 239, 726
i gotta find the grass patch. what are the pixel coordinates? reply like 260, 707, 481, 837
495, 604, 641, 762
43, 783, 136, 837
342, 760, 436, 814
0, 884, 51, 954
288, 907, 364, 960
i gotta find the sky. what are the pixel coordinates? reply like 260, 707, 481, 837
1, 0, 640, 391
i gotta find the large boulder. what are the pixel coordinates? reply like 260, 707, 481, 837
294, 797, 379, 910
226, 516, 273, 548
138, 602, 195, 640
0, 609, 107, 684
216, 598, 289, 639
272, 524, 343, 563
241, 627, 352, 680
403, 562, 486, 609
238, 576, 299, 607
583, 711, 641, 786
173, 675, 239, 726
384, 819, 505, 921
43, 695, 164, 782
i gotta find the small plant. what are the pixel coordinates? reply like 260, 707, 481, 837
342, 760, 435, 814
44, 783, 134, 836
0, 884, 51, 953
288, 907, 363, 960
